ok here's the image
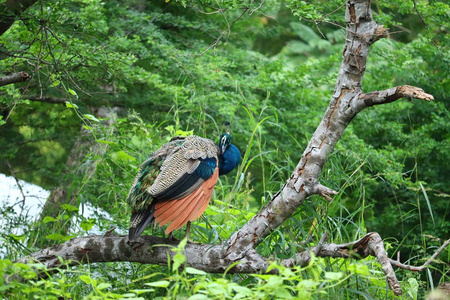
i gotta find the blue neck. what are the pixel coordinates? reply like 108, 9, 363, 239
219, 144, 241, 175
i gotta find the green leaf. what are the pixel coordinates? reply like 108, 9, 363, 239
84, 114, 100, 122
298, 279, 320, 289
275, 288, 293, 299
65, 101, 79, 109
324, 271, 343, 280
96, 283, 111, 290
51, 80, 60, 87
67, 88, 78, 98
407, 278, 419, 300
231, 285, 252, 295
79, 275, 95, 285
349, 263, 370, 276
98, 139, 116, 145
178, 237, 188, 249
61, 204, 79, 212
188, 295, 209, 300
45, 233, 67, 241
144, 280, 170, 287
130, 289, 155, 295
112, 150, 136, 162
80, 219, 95, 231
8, 233, 26, 241
120, 293, 142, 298
185, 267, 207, 275
172, 252, 185, 271
419, 182, 435, 226
42, 216, 56, 223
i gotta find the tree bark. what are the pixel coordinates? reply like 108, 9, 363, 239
0, 72, 31, 86
14, 233, 449, 297
15, 0, 440, 296
0, 0, 38, 37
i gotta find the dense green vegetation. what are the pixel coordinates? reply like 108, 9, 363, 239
0, 0, 448, 299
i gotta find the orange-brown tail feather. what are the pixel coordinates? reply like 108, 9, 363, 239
189, 169, 218, 221
154, 168, 219, 234
164, 189, 205, 233
155, 187, 202, 226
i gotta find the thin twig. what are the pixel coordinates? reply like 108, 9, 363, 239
411, 0, 442, 55
389, 239, 450, 271
199, 7, 250, 55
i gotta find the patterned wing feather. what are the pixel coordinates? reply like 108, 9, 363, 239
149, 136, 218, 197
128, 135, 220, 241
128, 137, 186, 241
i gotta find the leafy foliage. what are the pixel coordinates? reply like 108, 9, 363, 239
0, 0, 448, 298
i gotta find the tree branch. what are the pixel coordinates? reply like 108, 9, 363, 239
26, 97, 69, 104
389, 239, 450, 272
0, 0, 38, 37
282, 232, 402, 296
13, 232, 448, 297
0, 72, 30, 86
359, 85, 434, 107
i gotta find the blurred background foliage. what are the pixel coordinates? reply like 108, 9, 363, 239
0, 0, 448, 298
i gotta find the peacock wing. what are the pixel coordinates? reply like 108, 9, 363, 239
128, 137, 186, 241
128, 135, 220, 240
148, 135, 219, 201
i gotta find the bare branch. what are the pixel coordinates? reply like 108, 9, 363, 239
283, 233, 401, 295
359, 85, 434, 107
12, 235, 269, 280
0, 72, 30, 86
303, 177, 338, 202
389, 239, 450, 271
14, 231, 443, 296
200, 7, 249, 55
26, 97, 68, 104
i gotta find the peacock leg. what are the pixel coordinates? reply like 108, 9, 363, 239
185, 221, 191, 242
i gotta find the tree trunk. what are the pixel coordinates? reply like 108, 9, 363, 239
33, 107, 117, 248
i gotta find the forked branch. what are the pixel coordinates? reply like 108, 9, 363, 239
389, 239, 450, 272
12, 233, 448, 298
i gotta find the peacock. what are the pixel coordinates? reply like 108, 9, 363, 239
127, 133, 241, 242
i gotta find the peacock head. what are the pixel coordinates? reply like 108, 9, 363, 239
219, 133, 232, 154
218, 132, 241, 175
